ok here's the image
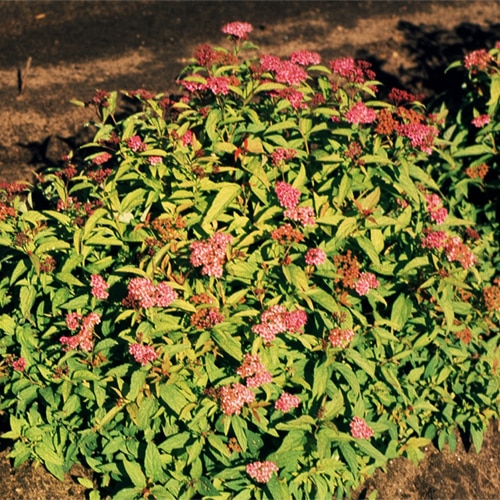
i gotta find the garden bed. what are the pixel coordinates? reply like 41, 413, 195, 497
0, 2, 499, 498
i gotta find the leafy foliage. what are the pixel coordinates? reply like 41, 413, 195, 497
0, 25, 499, 499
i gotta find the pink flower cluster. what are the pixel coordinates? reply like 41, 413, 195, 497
350, 416, 374, 439
92, 152, 112, 165
284, 205, 316, 227
274, 392, 301, 412
177, 75, 238, 96
355, 272, 379, 296
129, 343, 157, 365
91, 274, 109, 299
271, 147, 297, 166
345, 102, 377, 124
290, 50, 321, 66
305, 247, 327, 266
205, 76, 233, 96
329, 57, 375, 83
246, 460, 279, 483
275, 181, 300, 209
221, 21, 253, 40
126, 135, 147, 152
60, 312, 101, 351
471, 114, 490, 128
328, 327, 355, 348
11, 357, 26, 372
396, 123, 438, 154
425, 194, 448, 224
122, 277, 178, 309
421, 230, 477, 269
237, 353, 272, 387
148, 155, 163, 166
260, 55, 308, 85
219, 383, 255, 415
252, 305, 307, 342
464, 49, 492, 72
190, 232, 232, 278
273, 87, 306, 110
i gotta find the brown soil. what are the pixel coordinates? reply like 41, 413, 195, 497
0, 1, 499, 498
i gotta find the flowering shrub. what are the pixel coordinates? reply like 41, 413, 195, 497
0, 24, 499, 499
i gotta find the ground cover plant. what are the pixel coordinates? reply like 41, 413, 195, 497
0, 22, 499, 499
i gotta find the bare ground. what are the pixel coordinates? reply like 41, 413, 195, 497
0, 1, 500, 498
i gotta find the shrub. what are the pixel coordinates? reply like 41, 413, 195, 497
0, 23, 499, 499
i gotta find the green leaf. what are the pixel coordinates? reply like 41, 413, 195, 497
19, 285, 36, 320
390, 294, 412, 331
231, 415, 248, 452
0, 314, 16, 335
122, 459, 146, 489
211, 326, 242, 361
202, 184, 241, 229
145, 441, 165, 482
205, 109, 222, 143
126, 370, 147, 402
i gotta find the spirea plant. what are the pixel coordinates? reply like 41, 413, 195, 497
0, 23, 499, 499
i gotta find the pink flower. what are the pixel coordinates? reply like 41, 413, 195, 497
206, 76, 232, 96
285, 309, 308, 333
421, 229, 448, 249
355, 272, 379, 296
259, 55, 307, 84
182, 130, 195, 146
284, 206, 316, 226
329, 57, 375, 83
273, 87, 306, 110
328, 327, 355, 348
471, 114, 490, 128
190, 232, 232, 278
60, 312, 101, 352
252, 306, 307, 341
219, 383, 255, 415
246, 461, 279, 483
129, 343, 158, 365
221, 21, 253, 40
290, 50, 321, 66
345, 102, 377, 124
148, 156, 163, 166
444, 236, 477, 269
425, 194, 448, 224
65, 312, 82, 331
91, 274, 109, 300
274, 60, 308, 85
275, 392, 300, 412
422, 231, 477, 269
305, 248, 326, 266
350, 416, 374, 439
275, 181, 300, 209
177, 74, 207, 93
260, 54, 282, 73
12, 357, 26, 372
155, 282, 179, 307
396, 123, 438, 154
237, 353, 272, 388
92, 152, 112, 165
252, 305, 288, 342
122, 277, 177, 309
464, 49, 492, 71
271, 147, 297, 166
126, 135, 147, 152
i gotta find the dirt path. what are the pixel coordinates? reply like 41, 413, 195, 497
0, 1, 499, 498
1, 1, 499, 182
